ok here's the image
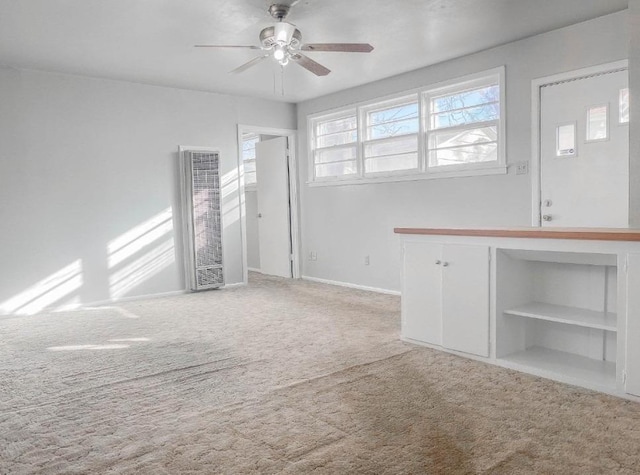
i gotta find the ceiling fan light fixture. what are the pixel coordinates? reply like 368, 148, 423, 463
273, 45, 286, 61
274, 22, 296, 45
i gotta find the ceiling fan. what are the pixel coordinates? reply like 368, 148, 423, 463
195, 3, 374, 76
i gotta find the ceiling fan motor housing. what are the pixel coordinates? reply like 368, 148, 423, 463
268, 4, 290, 21
259, 25, 302, 49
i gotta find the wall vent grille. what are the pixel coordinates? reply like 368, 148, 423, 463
180, 150, 224, 291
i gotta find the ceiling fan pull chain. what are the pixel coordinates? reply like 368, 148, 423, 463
281, 64, 285, 96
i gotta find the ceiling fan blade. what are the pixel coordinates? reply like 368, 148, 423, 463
194, 45, 262, 50
301, 43, 374, 53
230, 54, 270, 74
290, 53, 331, 76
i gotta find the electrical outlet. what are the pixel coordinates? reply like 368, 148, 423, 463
515, 161, 529, 175
364, 255, 370, 266
308, 251, 313, 261
311, 251, 317, 261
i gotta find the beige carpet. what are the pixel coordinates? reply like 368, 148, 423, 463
1, 273, 639, 474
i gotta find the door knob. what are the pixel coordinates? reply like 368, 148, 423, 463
435, 260, 441, 265
257, 213, 262, 218
441, 262, 449, 267
542, 214, 552, 222
543, 200, 553, 207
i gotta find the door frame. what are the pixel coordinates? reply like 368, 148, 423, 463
236, 125, 300, 283
530, 59, 628, 226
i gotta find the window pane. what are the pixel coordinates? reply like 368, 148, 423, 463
368, 118, 419, 139
244, 160, 256, 173
429, 143, 498, 167
364, 135, 417, 158
315, 161, 357, 178
556, 124, 576, 157
315, 146, 357, 164
317, 130, 357, 148
432, 85, 499, 113
365, 154, 418, 174
431, 103, 499, 129
586, 105, 608, 141
368, 102, 418, 125
242, 136, 258, 161
429, 126, 497, 149
620, 88, 629, 124
317, 115, 357, 135
245, 171, 257, 186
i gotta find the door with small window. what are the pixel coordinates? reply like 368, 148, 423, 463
540, 69, 629, 227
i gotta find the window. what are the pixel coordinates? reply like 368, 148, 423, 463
424, 80, 500, 169
362, 96, 419, 175
586, 105, 608, 142
620, 88, 629, 124
242, 133, 259, 186
556, 123, 576, 157
308, 67, 505, 184
310, 110, 357, 180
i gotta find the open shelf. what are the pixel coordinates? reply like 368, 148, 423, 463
504, 302, 617, 332
500, 346, 617, 390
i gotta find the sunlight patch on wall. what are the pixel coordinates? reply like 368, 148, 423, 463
0, 260, 83, 316
108, 208, 173, 268
107, 208, 176, 300
109, 238, 175, 299
221, 168, 239, 228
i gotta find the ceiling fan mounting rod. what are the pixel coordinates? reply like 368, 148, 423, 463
268, 4, 290, 21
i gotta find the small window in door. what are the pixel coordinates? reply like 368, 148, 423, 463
556, 123, 576, 157
586, 104, 608, 142
620, 88, 629, 124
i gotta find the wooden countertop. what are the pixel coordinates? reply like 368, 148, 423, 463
394, 227, 640, 241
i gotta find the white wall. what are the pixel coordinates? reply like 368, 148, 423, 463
245, 190, 261, 270
0, 67, 295, 314
630, 1, 640, 227
296, 11, 629, 293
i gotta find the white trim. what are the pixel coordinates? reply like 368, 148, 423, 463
530, 59, 628, 227
74, 289, 188, 309
301, 275, 401, 296
223, 282, 246, 289
307, 164, 507, 187
237, 125, 301, 284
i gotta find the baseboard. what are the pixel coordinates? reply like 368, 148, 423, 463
87, 289, 188, 308
301, 276, 400, 296
247, 267, 263, 273
223, 282, 246, 289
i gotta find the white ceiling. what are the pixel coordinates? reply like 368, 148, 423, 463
0, 0, 629, 103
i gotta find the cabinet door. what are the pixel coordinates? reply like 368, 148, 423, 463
401, 241, 442, 345
626, 253, 640, 396
441, 245, 490, 357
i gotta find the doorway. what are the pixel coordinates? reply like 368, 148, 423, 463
531, 60, 629, 227
237, 125, 300, 283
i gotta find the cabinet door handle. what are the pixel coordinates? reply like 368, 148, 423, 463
442, 262, 449, 267
435, 260, 441, 265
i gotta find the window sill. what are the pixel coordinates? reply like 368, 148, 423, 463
307, 165, 507, 187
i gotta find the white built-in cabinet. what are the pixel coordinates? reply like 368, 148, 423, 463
402, 242, 489, 357
397, 228, 640, 401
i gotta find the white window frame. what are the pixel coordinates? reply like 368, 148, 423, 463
585, 103, 610, 143
308, 108, 358, 183
619, 88, 630, 125
359, 94, 421, 178
307, 66, 506, 186
242, 133, 259, 190
422, 70, 505, 175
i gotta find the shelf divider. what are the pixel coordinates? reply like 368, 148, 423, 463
504, 302, 617, 332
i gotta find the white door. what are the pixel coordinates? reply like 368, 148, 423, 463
441, 244, 490, 357
540, 69, 629, 227
401, 242, 443, 345
255, 136, 292, 278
